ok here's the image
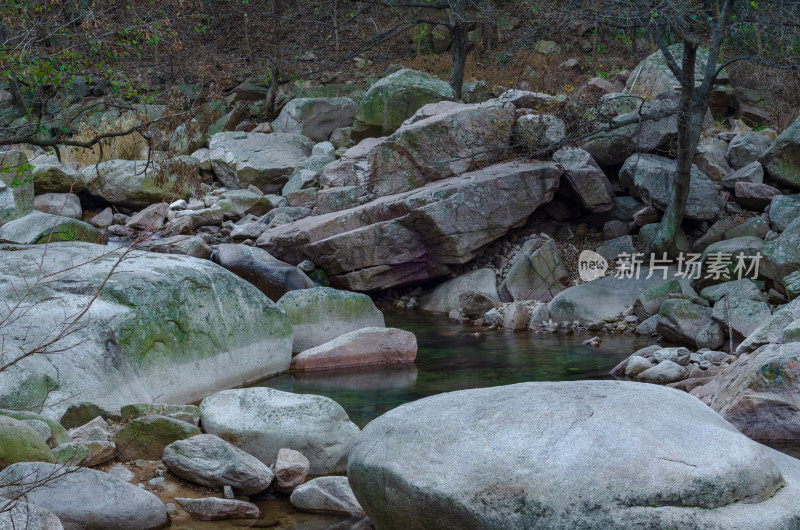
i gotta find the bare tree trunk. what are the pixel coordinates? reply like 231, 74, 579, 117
654, 42, 702, 256
482, 0, 497, 55
450, 22, 470, 99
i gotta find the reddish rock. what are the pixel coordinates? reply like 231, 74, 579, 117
273, 448, 310, 493
735, 181, 781, 210
691, 342, 800, 443
291, 327, 417, 372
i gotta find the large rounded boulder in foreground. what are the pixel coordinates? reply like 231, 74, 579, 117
348, 381, 800, 529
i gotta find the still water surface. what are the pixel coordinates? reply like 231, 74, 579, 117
257, 311, 654, 427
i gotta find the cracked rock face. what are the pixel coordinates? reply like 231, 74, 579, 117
258, 161, 562, 291
348, 380, 800, 529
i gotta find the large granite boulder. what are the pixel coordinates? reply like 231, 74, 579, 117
211, 244, 315, 302
81, 159, 190, 209
322, 100, 515, 206
0, 243, 292, 419
692, 342, 800, 443
348, 380, 800, 529
351, 69, 457, 140
0, 211, 105, 244
0, 150, 34, 224
619, 154, 721, 221
0, 462, 168, 529
277, 287, 384, 352
762, 112, 800, 188
208, 132, 315, 193
200, 387, 360, 474
272, 97, 358, 142
260, 162, 562, 291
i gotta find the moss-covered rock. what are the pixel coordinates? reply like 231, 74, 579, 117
0, 409, 71, 447
0, 416, 55, 468
351, 69, 456, 141
0, 211, 106, 244
0, 243, 293, 419
278, 287, 385, 353
120, 403, 200, 425
114, 414, 201, 461
0, 150, 34, 224
52, 440, 116, 466
657, 298, 725, 350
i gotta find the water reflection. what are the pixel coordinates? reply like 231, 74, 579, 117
256, 311, 654, 427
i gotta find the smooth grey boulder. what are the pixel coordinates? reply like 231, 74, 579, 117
208, 132, 315, 194
290, 476, 364, 517
273, 448, 310, 493
272, 97, 358, 142
33, 193, 82, 219
700, 279, 766, 304
712, 297, 772, 341
726, 132, 771, 169
420, 269, 500, 313
81, 159, 190, 209
348, 381, 800, 529
0, 243, 292, 419
721, 161, 764, 190
134, 235, 212, 260
624, 355, 653, 377
0, 501, 63, 530
549, 271, 677, 325
277, 287, 385, 353
163, 434, 273, 495
657, 299, 726, 350
200, 387, 360, 474
211, 244, 314, 302
619, 154, 721, 221
636, 359, 689, 383
0, 462, 168, 530
693, 137, 732, 181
